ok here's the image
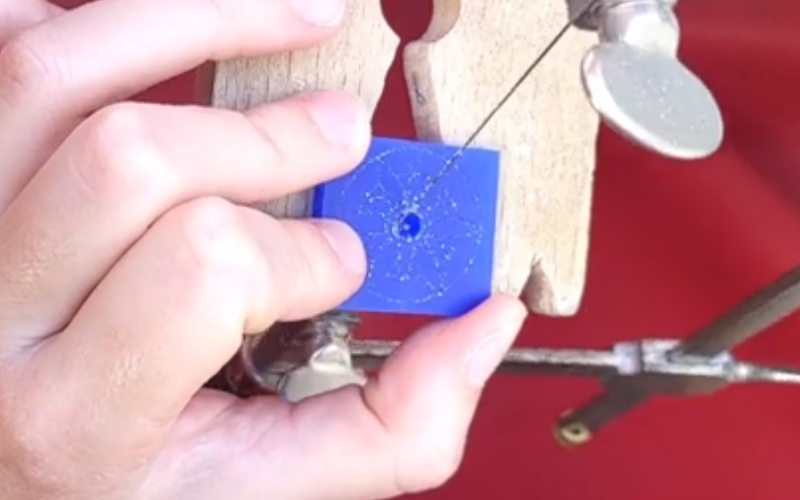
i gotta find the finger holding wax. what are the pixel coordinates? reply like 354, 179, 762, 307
0, 0, 349, 211
0, 90, 370, 351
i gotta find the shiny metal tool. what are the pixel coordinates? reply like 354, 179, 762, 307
350, 337, 800, 446
554, 263, 800, 446
224, 311, 368, 402
572, 0, 725, 159
222, 263, 800, 448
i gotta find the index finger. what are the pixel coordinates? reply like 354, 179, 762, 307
0, 0, 347, 209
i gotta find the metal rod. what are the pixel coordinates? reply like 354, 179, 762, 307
732, 363, 800, 385
674, 265, 800, 357
557, 262, 800, 444
555, 384, 648, 446
349, 340, 620, 378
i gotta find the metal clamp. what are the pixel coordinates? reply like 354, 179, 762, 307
224, 312, 366, 403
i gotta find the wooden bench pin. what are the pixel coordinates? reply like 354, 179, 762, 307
212, 0, 603, 400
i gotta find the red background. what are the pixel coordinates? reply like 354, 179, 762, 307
60, 0, 800, 499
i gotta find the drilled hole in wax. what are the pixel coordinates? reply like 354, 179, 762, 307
393, 211, 423, 241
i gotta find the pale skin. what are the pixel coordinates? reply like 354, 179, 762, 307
0, 0, 530, 499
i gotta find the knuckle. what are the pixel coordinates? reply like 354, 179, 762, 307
199, 0, 228, 22
282, 221, 365, 307
286, 223, 327, 283
168, 197, 251, 284
252, 220, 320, 318
0, 29, 66, 102
71, 104, 167, 200
243, 108, 283, 161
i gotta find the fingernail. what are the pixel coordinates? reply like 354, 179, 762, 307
313, 219, 366, 275
302, 92, 366, 150
465, 329, 516, 388
288, 0, 346, 27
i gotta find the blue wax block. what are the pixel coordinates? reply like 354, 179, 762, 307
312, 136, 500, 317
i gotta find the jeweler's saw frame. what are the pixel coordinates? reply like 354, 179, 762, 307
209, 0, 741, 447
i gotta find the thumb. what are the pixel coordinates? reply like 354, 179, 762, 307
260, 295, 527, 500
362, 294, 527, 492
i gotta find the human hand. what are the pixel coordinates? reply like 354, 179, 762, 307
0, 1, 527, 499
